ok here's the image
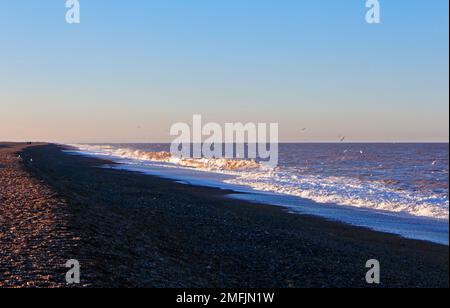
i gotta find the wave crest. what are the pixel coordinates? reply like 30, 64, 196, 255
71, 144, 261, 171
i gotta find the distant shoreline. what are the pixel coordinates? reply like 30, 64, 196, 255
1, 143, 448, 287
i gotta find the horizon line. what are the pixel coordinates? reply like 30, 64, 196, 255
2, 140, 449, 145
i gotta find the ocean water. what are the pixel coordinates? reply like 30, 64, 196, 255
68, 143, 449, 245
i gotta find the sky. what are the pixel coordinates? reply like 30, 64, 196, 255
0, 0, 448, 143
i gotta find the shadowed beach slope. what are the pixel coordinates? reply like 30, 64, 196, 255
1, 143, 448, 288
0, 143, 79, 287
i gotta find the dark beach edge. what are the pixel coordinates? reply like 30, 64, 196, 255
14, 143, 450, 287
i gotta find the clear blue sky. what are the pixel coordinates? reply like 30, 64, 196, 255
0, 0, 448, 142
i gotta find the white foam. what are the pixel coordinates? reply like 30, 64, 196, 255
224, 171, 449, 221
70, 144, 260, 171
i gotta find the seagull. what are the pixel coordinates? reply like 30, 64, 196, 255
432, 160, 437, 166
339, 136, 346, 142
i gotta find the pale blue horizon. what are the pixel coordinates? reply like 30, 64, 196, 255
0, 0, 448, 143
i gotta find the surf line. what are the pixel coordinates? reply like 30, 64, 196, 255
170, 114, 279, 169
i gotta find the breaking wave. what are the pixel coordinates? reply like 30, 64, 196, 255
224, 171, 449, 220
70, 144, 261, 171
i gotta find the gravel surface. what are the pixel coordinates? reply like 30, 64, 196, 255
0, 144, 82, 287
1, 143, 448, 288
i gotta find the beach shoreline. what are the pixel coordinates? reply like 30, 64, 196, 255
1, 143, 448, 288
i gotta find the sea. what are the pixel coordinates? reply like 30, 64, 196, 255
67, 143, 449, 245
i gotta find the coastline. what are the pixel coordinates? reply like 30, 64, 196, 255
69, 143, 450, 245
1, 143, 448, 287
